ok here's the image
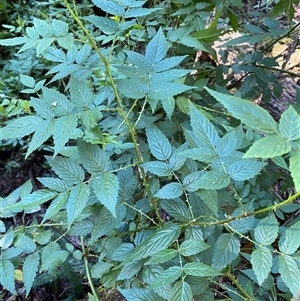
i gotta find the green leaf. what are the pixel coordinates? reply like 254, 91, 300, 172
20, 74, 35, 88
206, 87, 277, 134
279, 221, 300, 254
145, 28, 168, 64
5, 190, 57, 213
160, 199, 191, 222
170, 281, 193, 301
190, 102, 219, 147
0, 259, 16, 294
243, 135, 291, 158
93, 173, 119, 217
141, 161, 172, 176
179, 239, 210, 256
0, 230, 14, 250
66, 183, 90, 227
196, 189, 219, 216
91, 261, 112, 279
145, 249, 178, 265
15, 234, 36, 254
78, 140, 111, 173
118, 287, 163, 301
149, 266, 182, 289
70, 77, 94, 109
193, 170, 230, 190
0, 36, 29, 46
2, 116, 43, 140
212, 234, 240, 271
33, 18, 52, 37
118, 260, 143, 280
41, 242, 68, 273
38, 177, 69, 192
146, 125, 172, 161
46, 156, 85, 185
34, 229, 52, 245
290, 152, 300, 191
53, 115, 78, 156
279, 106, 300, 140
228, 159, 266, 180
91, 0, 125, 16
26, 119, 54, 157
154, 182, 183, 199
23, 253, 39, 297
125, 225, 180, 263
183, 171, 204, 192
254, 214, 278, 245
278, 254, 300, 298
183, 262, 221, 277
250, 246, 272, 285
52, 19, 68, 37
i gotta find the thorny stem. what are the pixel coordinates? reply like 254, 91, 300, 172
63, 0, 163, 225
81, 236, 100, 301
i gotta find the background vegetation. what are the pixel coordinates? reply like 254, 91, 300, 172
0, 0, 300, 300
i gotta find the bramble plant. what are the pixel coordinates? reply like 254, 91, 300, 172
0, 0, 300, 300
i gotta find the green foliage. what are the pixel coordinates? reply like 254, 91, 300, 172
0, 0, 300, 300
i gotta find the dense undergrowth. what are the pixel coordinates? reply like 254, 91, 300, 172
0, 0, 300, 300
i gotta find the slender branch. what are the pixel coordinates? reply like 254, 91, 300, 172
81, 236, 100, 301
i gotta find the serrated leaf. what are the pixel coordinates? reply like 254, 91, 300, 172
46, 156, 85, 185
145, 28, 167, 64
23, 253, 39, 297
118, 260, 143, 280
2, 116, 43, 140
5, 190, 57, 213
162, 97, 175, 119
190, 102, 219, 147
70, 77, 94, 109
146, 125, 172, 160
196, 189, 219, 216
251, 246, 272, 285
141, 161, 172, 176
0, 259, 16, 294
170, 281, 193, 301
183, 171, 204, 192
0, 36, 29, 46
38, 177, 69, 192
290, 152, 300, 191
212, 234, 240, 271
35, 229, 52, 245
118, 287, 163, 301
20, 74, 35, 88
52, 19, 68, 37
26, 119, 54, 157
149, 266, 182, 289
0, 230, 14, 250
145, 249, 178, 265
90, 207, 117, 243
254, 214, 278, 245
78, 140, 111, 173
66, 183, 90, 227
125, 225, 180, 263
179, 239, 210, 256
53, 115, 78, 156
85, 16, 119, 34
228, 159, 266, 181
33, 18, 52, 37
93, 173, 119, 217
279, 106, 300, 140
183, 262, 221, 277
154, 182, 183, 199
193, 170, 230, 190
243, 135, 291, 158
279, 221, 300, 254
160, 198, 191, 222
206, 87, 277, 134
278, 254, 300, 298
91, 0, 125, 16
1, 247, 22, 260
41, 247, 68, 273
15, 234, 36, 254
229, 202, 255, 234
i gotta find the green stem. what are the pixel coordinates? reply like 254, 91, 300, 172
225, 271, 254, 301
81, 236, 100, 301
63, 0, 163, 225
